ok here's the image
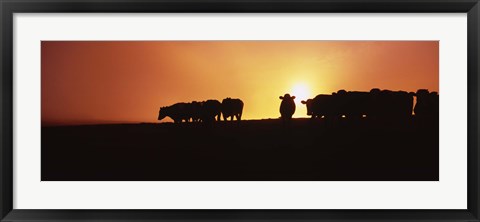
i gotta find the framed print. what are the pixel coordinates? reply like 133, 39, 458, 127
1, 0, 479, 221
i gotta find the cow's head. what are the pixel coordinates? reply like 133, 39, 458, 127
279, 94, 296, 101
222, 98, 231, 104
158, 106, 168, 120
301, 99, 313, 115
415, 89, 430, 100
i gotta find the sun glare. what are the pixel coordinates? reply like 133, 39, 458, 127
291, 83, 311, 103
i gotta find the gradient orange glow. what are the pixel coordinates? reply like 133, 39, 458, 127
41, 41, 439, 125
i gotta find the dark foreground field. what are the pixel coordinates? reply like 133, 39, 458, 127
42, 118, 438, 181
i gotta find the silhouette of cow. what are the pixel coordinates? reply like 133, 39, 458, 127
369, 89, 414, 120
158, 103, 191, 123
189, 101, 203, 122
279, 93, 296, 120
336, 90, 370, 119
301, 94, 337, 119
301, 89, 415, 120
200, 100, 222, 123
414, 89, 439, 119
221, 98, 244, 121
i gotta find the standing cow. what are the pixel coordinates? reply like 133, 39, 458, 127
158, 103, 190, 123
369, 89, 414, 120
279, 93, 296, 121
189, 101, 202, 122
200, 99, 222, 123
301, 94, 336, 119
414, 89, 439, 119
221, 98, 244, 121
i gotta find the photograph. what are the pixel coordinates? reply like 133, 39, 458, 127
41, 41, 439, 181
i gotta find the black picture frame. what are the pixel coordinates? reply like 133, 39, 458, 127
1, 0, 479, 221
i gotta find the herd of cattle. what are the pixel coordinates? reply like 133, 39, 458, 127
158, 88, 439, 123
279, 88, 439, 121
158, 98, 244, 123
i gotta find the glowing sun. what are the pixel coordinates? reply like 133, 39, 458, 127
291, 83, 311, 103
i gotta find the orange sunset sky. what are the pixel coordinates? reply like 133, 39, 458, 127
42, 41, 438, 125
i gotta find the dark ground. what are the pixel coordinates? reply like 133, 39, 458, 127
42, 118, 438, 181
